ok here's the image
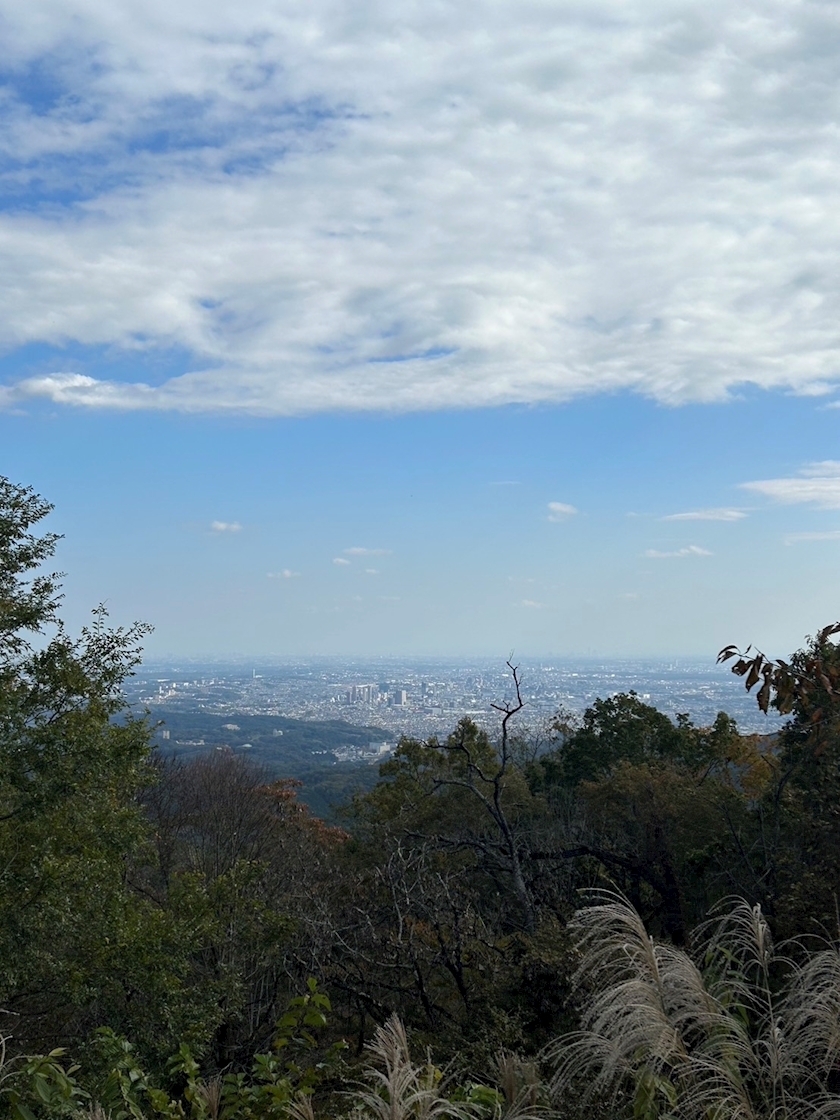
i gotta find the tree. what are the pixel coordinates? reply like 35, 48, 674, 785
720, 625, 840, 935
719, 621, 840, 717
334, 670, 585, 1061
522, 696, 769, 943
142, 752, 349, 1069
356, 667, 546, 935
540, 692, 689, 787
0, 477, 158, 1054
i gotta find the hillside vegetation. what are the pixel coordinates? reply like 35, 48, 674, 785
145, 709, 388, 819
3, 475, 840, 1120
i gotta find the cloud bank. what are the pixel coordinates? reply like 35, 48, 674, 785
2, 1, 840, 415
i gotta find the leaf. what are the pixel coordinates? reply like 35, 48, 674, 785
756, 680, 771, 713
33, 1077, 52, 1105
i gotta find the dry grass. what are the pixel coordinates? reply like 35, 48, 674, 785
548, 891, 840, 1120
353, 1014, 470, 1120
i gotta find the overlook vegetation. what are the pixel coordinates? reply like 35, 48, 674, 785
4, 474, 840, 1120
144, 710, 388, 820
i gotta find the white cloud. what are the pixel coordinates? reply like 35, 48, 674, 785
547, 502, 578, 522
519, 599, 545, 609
2, 3, 840, 414
344, 547, 391, 556
210, 520, 241, 533
332, 557, 351, 566
644, 545, 713, 558
364, 568, 379, 575
267, 569, 300, 578
785, 530, 840, 544
742, 462, 840, 509
662, 508, 746, 522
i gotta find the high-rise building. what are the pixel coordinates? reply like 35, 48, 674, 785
346, 683, 378, 704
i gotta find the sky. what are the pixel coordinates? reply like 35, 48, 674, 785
2, 0, 840, 659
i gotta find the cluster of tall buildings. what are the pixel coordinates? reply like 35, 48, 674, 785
343, 683, 408, 707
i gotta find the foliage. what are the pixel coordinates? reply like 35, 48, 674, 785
0, 478, 61, 657
0, 479, 158, 1053
0, 1040, 85, 1120
78, 982, 346, 1120
720, 623, 840, 935
542, 692, 690, 787
719, 621, 840, 716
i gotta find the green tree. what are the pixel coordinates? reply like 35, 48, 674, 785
0, 477, 161, 1055
532, 692, 698, 789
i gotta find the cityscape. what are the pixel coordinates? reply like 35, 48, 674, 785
126, 654, 785, 758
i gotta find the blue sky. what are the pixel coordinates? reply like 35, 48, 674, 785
2, 0, 840, 658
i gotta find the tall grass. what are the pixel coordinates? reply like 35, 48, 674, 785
549, 891, 840, 1119
297, 1015, 547, 1120
353, 1015, 467, 1120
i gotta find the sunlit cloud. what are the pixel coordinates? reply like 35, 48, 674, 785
332, 557, 351, 566
210, 520, 242, 533
644, 545, 712, 559
2, 3, 840, 414
267, 569, 300, 578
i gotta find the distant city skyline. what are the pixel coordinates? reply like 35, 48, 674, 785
2, 1, 840, 659
127, 654, 786, 738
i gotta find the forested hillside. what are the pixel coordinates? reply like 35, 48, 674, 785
146, 709, 388, 766
144, 710, 389, 819
5, 475, 840, 1120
